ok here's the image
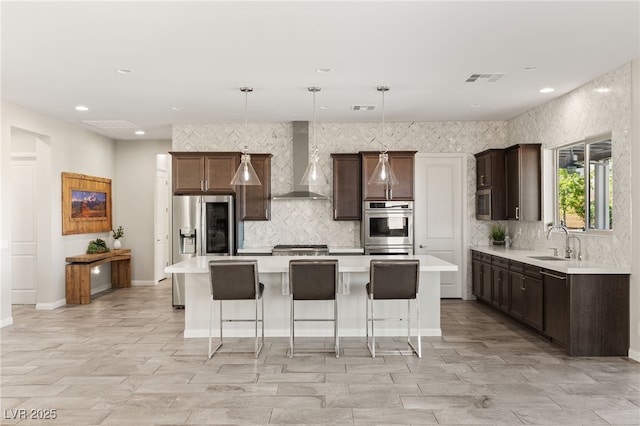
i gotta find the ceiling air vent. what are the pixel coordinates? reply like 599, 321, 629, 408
82, 120, 138, 129
465, 73, 504, 83
351, 105, 375, 111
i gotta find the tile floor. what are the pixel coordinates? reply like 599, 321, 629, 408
1, 281, 639, 425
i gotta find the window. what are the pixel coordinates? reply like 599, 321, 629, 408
555, 134, 612, 232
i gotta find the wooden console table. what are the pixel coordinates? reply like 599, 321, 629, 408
65, 249, 132, 304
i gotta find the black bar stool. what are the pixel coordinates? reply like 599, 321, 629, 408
288, 259, 339, 358
366, 259, 421, 358
208, 259, 264, 358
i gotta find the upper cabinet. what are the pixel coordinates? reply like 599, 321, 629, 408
474, 149, 506, 220
361, 151, 416, 200
238, 154, 272, 221
171, 152, 240, 195
332, 153, 361, 220
505, 144, 541, 221
474, 144, 541, 221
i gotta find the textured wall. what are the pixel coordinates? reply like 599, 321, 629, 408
173, 121, 507, 248
507, 63, 632, 267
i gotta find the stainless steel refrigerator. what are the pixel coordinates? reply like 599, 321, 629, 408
171, 195, 234, 308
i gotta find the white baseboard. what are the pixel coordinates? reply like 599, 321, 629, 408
132, 280, 157, 287
629, 347, 640, 362
36, 299, 67, 310
0, 316, 14, 328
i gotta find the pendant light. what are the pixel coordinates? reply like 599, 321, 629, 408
300, 87, 328, 185
230, 87, 261, 186
368, 86, 399, 185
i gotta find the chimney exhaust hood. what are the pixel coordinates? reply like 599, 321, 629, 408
272, 121, 329, 200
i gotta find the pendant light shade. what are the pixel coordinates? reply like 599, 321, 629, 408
300, 87, 328, 185
367, 86, 398, 185
230, 87, 261, 186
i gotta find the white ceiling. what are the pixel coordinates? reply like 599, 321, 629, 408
2, 1, 639, 140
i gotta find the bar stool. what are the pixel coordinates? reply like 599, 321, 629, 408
208, 259, 264, 358
288, 259, 339, 358
366, 259, 421, 358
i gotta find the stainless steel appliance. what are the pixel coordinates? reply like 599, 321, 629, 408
363, 200, 414, 255
476, 188, 492, 220
272, 244, 329, 256
172, 195, 235, 308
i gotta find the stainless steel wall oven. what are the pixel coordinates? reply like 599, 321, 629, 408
363, 201, 414, 255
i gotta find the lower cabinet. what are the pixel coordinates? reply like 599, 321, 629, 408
470, 249, 629, 356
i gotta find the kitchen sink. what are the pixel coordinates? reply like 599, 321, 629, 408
528, 255, 567, 261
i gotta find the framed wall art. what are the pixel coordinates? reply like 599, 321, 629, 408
61, 172, 112, 235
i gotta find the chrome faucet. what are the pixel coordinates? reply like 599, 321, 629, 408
568, 235, 582, 261
547, 224, 571, 259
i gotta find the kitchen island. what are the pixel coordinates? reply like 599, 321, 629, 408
166, 254, 457, 338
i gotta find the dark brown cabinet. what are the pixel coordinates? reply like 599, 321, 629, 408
542, 270, 569, 347
171, 152, 240, 195
471, 249, 630, 356
361, 151, 416, 200
474, 149, 505, 220
505, 144, 541, 221
238, 154, 272, 221
331, 154, 361, 220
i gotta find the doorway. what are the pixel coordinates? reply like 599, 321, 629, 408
414, 154, 467, 298
154, 154, 170, 283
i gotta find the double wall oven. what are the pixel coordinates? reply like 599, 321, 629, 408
363, 201, 414, 255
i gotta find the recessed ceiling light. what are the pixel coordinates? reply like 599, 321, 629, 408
469, 103, 480, 108
320, 105, 329, 110
595, 87, 611, 93
523, 66, 537, 71
539, 87, 555, 94
316, 68, 332, 73
134, 130, 145, 135
171, 106, 184, 111
75, 105, 89, 111
117, 69, 133, 74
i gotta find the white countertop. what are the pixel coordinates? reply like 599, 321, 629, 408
471, 246, 630, 274
166, 254, 458, 274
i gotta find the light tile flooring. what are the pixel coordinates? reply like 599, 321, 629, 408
1, 281, 639, 425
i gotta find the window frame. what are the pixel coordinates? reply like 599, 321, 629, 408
553, 132, 613, 235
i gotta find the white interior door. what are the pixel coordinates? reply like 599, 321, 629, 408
11, 154, 37, 304
414, 154, 465, 298
154, 155, 170, 283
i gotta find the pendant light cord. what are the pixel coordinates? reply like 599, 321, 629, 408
378, 86, 389, 154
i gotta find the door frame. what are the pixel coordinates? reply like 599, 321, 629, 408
414, 153, 469, 299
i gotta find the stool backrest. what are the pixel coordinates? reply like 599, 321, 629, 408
209, 259, 259, 300
289, 259, 339, 300
369, 259, 420, 300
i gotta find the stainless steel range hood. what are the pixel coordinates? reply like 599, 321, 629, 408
272, 121, 329, 200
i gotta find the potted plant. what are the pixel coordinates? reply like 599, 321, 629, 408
87, 238, 109, 254
112, 226, 125, 249
490, 223, 506, 246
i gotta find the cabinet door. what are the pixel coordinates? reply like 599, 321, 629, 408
523, 276, 543, 330
361, 151, 415, 200
499, 268, 510, 312
505, 144, 541, 221
172, 153, 205, 194
476, 152, 491, 188
509, 271, 525, 320
239, 154, 271, 221
481, 261, 492, 303
472, 259, 482, 298
543, 271, 569, 346
388, 153, 414, 200
332, 154, 361, 220
491, 266, 501, 308
204, 153, 240, 194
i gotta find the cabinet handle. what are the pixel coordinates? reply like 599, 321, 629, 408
515, 206, 519, 220
334, 208, 337, 219
540, 271, 567, 280
204, 180, 209, 192
520, 276, 525, 291
200, 180, 204, 191
480, 175, 485, 186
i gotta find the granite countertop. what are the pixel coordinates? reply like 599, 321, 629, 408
471, 246, 630, 275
